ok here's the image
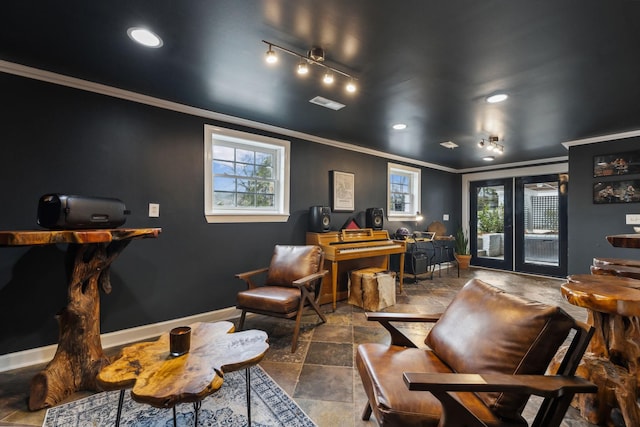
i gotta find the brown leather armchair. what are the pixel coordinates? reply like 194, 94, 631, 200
235, 245, 328, 353
356, 278, 596, 427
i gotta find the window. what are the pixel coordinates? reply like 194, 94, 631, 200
387, 163, 421, 221
204, 125, 290, 223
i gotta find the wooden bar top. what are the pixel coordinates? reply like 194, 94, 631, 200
563, 274, 640, 316
607, 234, 640, 249
0, 228, 161, 246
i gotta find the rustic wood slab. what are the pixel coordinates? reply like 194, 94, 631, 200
0, 228, 160, 246
594, 257, 640, 268
607, 234, 640, 249
0, 228, 161, 410
591, 264, 640, 280
96, 321, 269, 408
564, 274, 640, 316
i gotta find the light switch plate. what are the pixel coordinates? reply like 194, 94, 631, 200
149, 203, 160, 218
443, 214, 449, 221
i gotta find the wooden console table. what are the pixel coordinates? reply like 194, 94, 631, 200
97, 321, 269, 426
0, 228, 161, 410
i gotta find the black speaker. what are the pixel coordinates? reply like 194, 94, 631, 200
37, 194, 129, 230
309, 206, 331, 232
365, 207, 384, 230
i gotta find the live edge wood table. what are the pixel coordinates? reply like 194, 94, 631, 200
0, 227, 161, 410
562, 272, 640, 426
96, 321, 269, 427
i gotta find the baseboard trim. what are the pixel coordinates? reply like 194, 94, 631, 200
0, 306, 242, 372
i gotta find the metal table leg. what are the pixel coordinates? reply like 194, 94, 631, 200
246, 367, 252, 427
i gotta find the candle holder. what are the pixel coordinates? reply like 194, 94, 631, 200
169, 326, 191, 356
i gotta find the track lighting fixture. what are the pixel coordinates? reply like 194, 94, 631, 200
477, 136, 504, 154
262, 40, 358, 93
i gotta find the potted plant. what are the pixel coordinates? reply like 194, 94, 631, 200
454, 227, 471, 269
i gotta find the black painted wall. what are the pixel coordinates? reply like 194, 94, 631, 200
0, 73, 461, 354
568, 136, 640, 274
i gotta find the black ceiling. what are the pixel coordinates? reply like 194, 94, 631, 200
2, 1, 640, 170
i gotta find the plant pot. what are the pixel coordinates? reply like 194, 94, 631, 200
455, 254, 471, 269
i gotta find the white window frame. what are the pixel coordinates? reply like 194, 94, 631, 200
387, 162, 421, 221
204, 125, 290, 223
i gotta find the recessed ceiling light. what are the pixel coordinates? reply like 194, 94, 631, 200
486, 93, 508, 103
127, 27, 163, 48
483, 155, 496, 161
392, 123, 407, 130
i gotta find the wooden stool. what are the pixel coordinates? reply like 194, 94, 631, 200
591, 264, 640, 280
348, 267, 396, 311
593, 257, 640, 268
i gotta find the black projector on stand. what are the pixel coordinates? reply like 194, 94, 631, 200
37, 194, 130, 229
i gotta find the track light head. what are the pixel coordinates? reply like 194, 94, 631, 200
346, 79, 357, 93
323, 72, 334, 84
297, 59, 309, 75
265, 45, 277, 64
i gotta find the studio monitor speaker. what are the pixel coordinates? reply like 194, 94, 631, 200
366, 207, 384, 230
309, 206, 331, 232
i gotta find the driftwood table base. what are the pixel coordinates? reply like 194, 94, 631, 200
562, 274, 640, 427
0, 228, 161, 410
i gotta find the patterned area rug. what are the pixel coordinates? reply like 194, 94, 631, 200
43, 365, 316, 427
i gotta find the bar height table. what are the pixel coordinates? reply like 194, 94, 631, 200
0, 228, 161, 410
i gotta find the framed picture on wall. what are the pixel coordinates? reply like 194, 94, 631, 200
331, 170, 355, 212
593, 179, 639, 204
593, 150, 640, 177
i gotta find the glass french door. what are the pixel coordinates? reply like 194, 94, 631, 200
470, 179, 513, 271
514, 174, 567, 277
468, 174, 567, 277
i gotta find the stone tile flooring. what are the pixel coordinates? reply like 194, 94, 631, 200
0, 267, 598, 426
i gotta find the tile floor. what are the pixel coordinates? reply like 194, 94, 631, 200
0, 267, 598, 426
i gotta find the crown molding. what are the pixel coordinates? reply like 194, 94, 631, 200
561, 130, 640, 149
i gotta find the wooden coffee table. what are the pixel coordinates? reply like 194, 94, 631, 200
96, 321, 269, 426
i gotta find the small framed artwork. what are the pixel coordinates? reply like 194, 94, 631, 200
593, 150, 640, 177
593, 179, 639, 204
331, 170, 355, 212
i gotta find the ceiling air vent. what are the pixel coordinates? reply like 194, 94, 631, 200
440, 141, 458, 149
309, 96, 345, 111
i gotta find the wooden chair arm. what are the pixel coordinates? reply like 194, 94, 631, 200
365, 312, 442, 348
235, 267, 269, 289
291, 269, 329, 287
403, 372, 597, 398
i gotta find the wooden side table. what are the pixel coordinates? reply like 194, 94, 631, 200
0, 228, 161, 410
96, 321, 269, 426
